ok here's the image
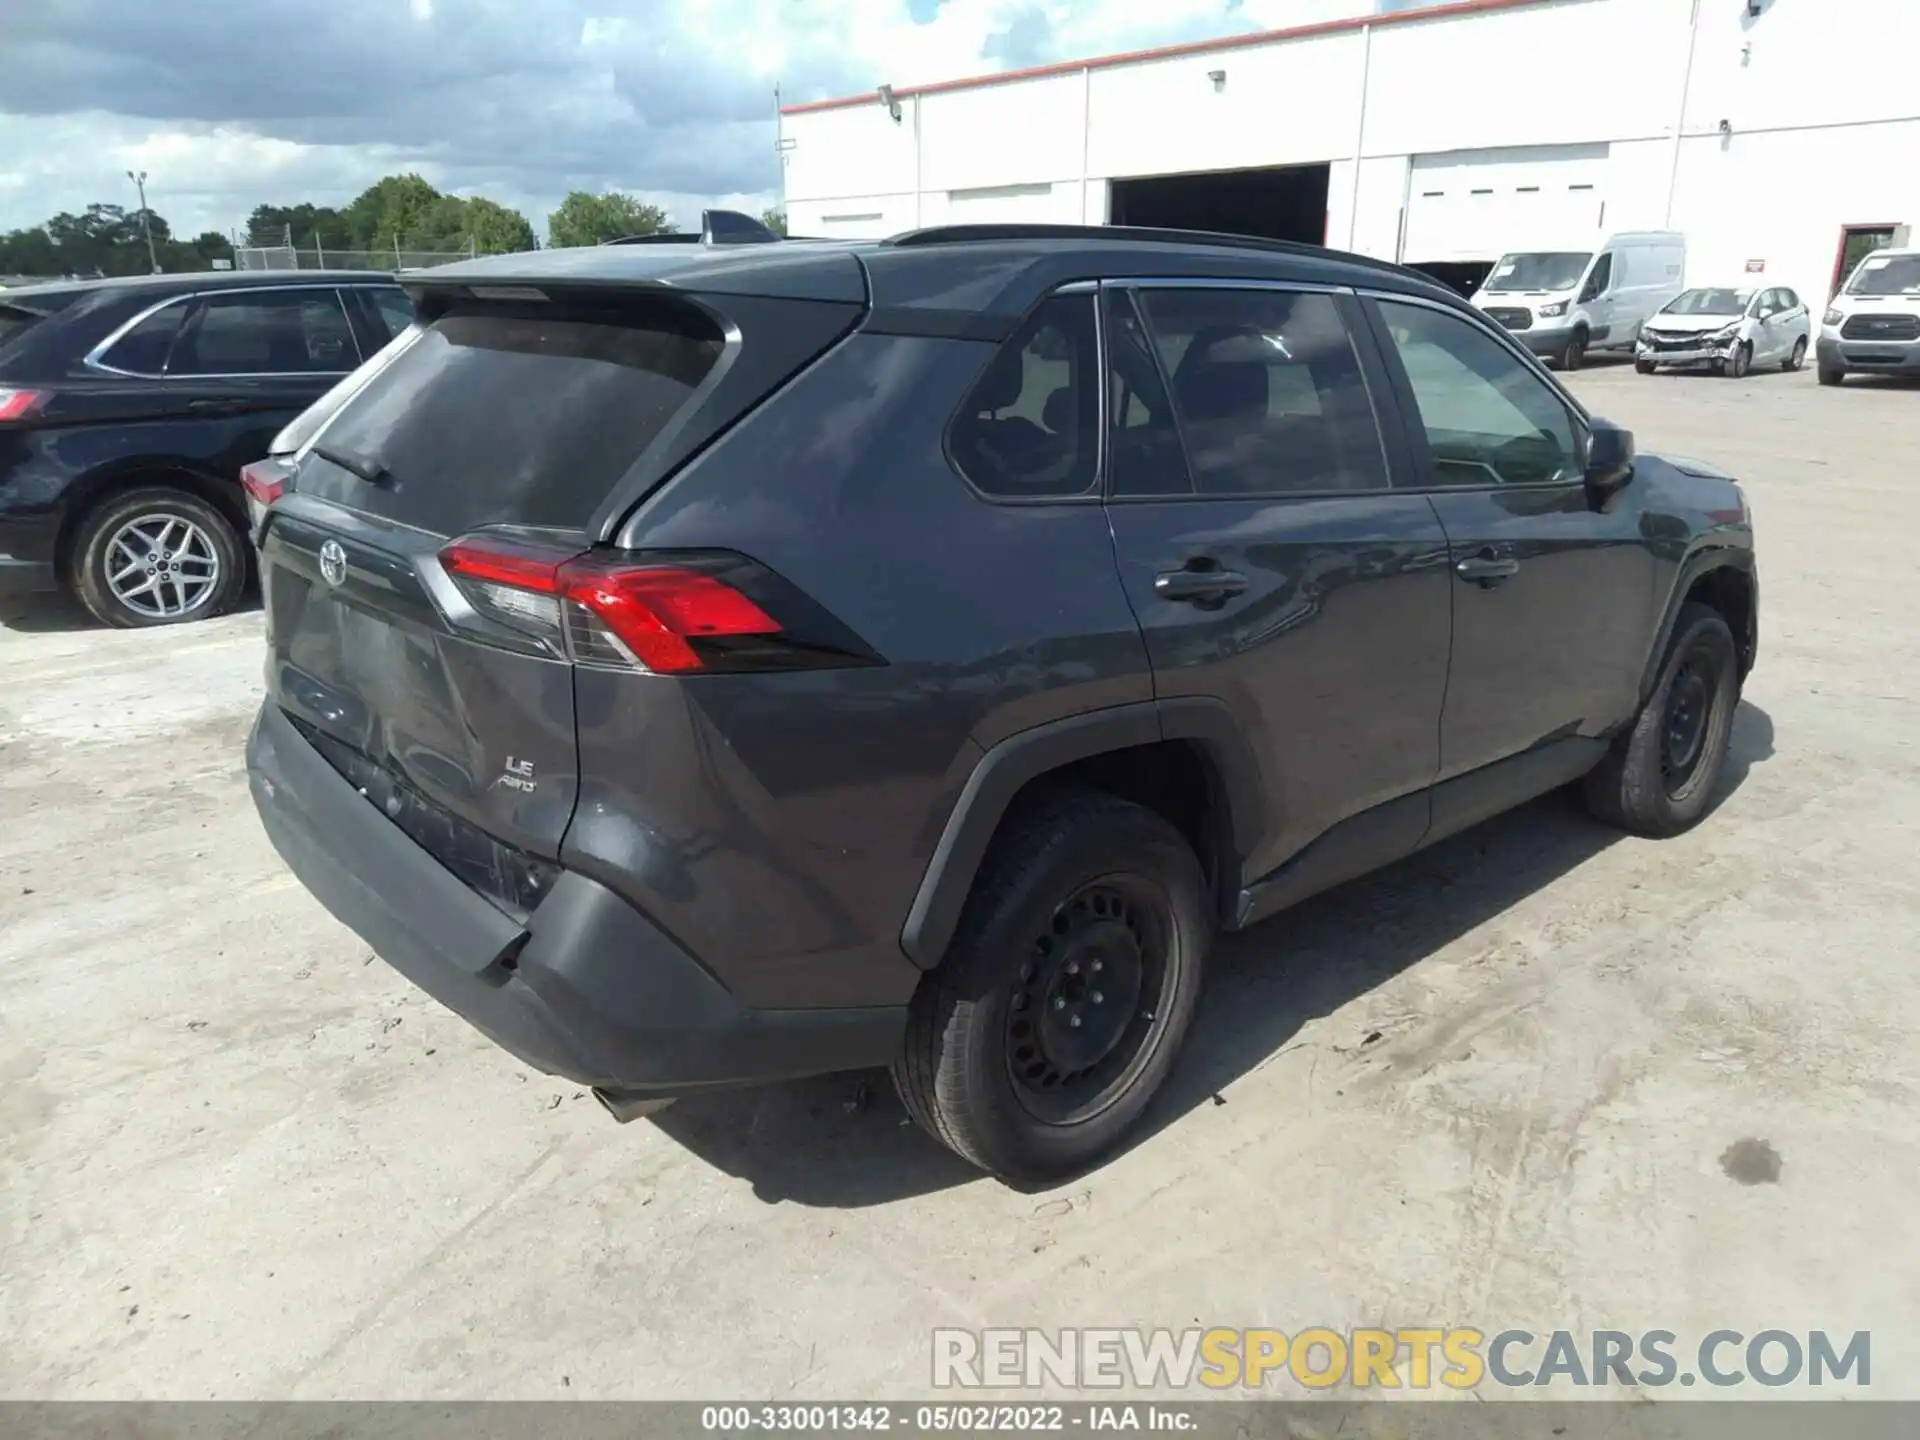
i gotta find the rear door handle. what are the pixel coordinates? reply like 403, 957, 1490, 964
1455, 553, 1520, 587
1154, 568, 1249, 603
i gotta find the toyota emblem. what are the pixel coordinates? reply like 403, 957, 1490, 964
318, 539, 348, 588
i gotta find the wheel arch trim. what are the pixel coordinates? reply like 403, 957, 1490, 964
1640, 545, 1756, 701
900, 698, 1265, 970
57, 459, 245, 576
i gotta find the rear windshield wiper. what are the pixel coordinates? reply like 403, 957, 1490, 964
312, 441, 393, 487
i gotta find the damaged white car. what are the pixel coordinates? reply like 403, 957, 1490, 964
1635, 285, 1811, 377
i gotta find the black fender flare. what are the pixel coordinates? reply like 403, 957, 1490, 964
1638, 544, 1756, 701
899, 697, 1266, 969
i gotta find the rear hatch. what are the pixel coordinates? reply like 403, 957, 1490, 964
259, 265, 864, 915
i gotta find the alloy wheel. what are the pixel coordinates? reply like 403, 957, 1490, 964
104, 513, 222, 620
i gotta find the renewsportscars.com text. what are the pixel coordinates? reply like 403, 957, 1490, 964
932, 1327, 1871, 1391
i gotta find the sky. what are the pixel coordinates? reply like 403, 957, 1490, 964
0, 0, 1418, 244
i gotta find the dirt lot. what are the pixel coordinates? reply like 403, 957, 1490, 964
3, 364, 1917, 1401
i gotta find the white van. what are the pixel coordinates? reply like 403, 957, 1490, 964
1816, 246, 1920, 386
1471, 231, 1687, 370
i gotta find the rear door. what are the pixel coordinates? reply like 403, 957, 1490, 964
78, 286, 364, 474
1363, 294, 1656, 799
156, 286, 364, 447
1100, 281, 1453, 888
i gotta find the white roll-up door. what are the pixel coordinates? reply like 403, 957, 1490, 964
1402, 143, 1612, 264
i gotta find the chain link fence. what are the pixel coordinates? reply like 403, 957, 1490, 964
234, 237, 489, 273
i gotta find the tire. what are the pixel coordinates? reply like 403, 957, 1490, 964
1727, 342, 1752, 379
1584, 603, 1740, 838
1634, 357, 1656, 375
69, 486, 246, 629
1559, 329, 1588, 372
1784, 337, 1807, 373
892, 790, 1212, 1182
1818, 366, 1844, 387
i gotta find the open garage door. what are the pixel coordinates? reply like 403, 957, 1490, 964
1402, 143, 1611, 267
1110, 164, 1330, 245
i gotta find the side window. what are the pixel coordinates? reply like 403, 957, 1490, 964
1376, 300, 1581, 488
1781, 288, 1802, 312
1581, 253, 1613, 299
98, 300, 189, 375
1131, 287, 1388, 496
168, 290, 359, 376
949, 293, 1098, 499
1105, 290, 1193, 497
368, 287, 416, 343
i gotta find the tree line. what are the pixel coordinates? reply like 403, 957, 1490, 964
1, 170, 790, 280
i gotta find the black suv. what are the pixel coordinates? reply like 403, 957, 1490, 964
245, 225, 1757, 1181
0, 271, 413, 626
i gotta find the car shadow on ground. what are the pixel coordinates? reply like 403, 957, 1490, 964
0, 594, 97, 634
650, 701, 1776, 1207
0, 590, 263, 635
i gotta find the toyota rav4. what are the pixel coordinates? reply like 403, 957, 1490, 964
247, 223, 1758, 1181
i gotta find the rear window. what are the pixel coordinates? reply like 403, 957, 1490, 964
310, 300, 724, 530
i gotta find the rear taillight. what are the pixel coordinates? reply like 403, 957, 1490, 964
437, 536, 877, 675
240, 459, 289, 508
0, 387, 47, 423
240, 457, 295, 539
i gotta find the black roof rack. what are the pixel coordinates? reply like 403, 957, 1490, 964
603, 209, 786, 248
883, 223, 1420, 281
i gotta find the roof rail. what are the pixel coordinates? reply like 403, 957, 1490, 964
602, 209, 785, 248
883, 222, 1421, 281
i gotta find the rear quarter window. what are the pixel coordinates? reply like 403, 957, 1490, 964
309, 298, 725, 531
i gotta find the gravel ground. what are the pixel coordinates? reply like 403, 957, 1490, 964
2, 363, 1916, 1401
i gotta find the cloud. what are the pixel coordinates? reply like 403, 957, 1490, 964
0, 0, 1387, 241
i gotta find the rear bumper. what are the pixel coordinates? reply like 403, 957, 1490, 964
247, 702, 905, 1097
1817, 335, 1920, 374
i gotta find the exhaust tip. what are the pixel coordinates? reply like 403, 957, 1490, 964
593, 1087, 677, 1124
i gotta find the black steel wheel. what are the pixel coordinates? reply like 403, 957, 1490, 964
1005, 874, 1179, 1126
894, 790, 1210, 1182
1585, 602, 1740, 837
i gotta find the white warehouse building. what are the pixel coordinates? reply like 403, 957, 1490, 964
780, 0, 1918, 304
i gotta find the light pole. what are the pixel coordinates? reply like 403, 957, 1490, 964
126, 170, 161, 274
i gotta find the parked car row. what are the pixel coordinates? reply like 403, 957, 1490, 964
1466, 229, 1920, 385
1, 271, 413, 626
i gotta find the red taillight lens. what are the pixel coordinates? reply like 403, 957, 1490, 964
0, 387, 48, 423
435, 537, 875, 675
563, 566, 779, 673
239, 459, 288, 508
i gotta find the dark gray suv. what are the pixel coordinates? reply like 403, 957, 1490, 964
247, 223, 1758, 1181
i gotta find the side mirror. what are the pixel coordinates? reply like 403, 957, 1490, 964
1584, 419, 1635, 498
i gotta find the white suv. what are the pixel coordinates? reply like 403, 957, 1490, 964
1818, 247, 1920, 386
